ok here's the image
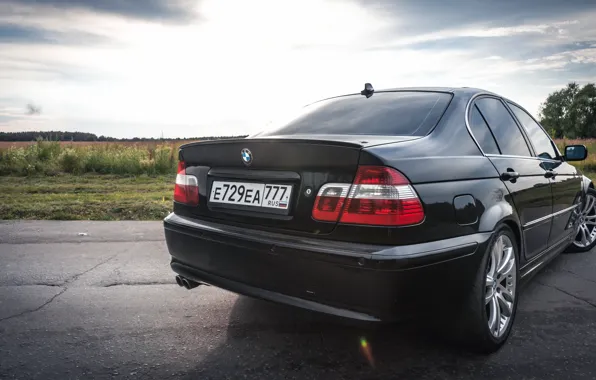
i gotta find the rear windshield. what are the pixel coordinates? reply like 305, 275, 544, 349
257, 91, 452, 137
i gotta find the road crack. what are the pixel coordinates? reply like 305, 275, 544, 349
561, 269, 596, 285
0, 253, 119, 324
0, 287, 66, 323
63, 253, 119, 285
537, 281, 596, 309
102, 280, 173, 287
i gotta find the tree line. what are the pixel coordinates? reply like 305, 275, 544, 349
0, 131, 248, 142
539, 82, 596, 139
4, 82, 594, 141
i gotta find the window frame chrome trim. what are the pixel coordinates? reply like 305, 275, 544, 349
465, 93, 564, 162
485, 153, 564, 163
464, 92, 493, 157
503, 99, 564, 160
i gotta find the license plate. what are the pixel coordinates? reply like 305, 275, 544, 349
209, 181, 292, 210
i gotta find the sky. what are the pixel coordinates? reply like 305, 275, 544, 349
0, 0, 595, 139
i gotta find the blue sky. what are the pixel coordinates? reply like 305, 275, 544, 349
0, 0, 595, 138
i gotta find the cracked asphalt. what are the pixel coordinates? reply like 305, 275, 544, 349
1, 221, 596, 380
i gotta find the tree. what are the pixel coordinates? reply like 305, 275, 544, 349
539, 82, 596, 138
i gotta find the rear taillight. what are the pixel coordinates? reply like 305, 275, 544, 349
311, 166, 424, 226
340, 166, 424, 226
312, 183, 351, 222
174, 161, 199, 206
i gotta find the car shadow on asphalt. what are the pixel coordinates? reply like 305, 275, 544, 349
180, 295, 496, 379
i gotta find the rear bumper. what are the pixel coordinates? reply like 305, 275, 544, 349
164, 213, 492, 321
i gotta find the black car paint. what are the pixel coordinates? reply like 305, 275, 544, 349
165, 213, 490, 321
164, 87, 588, 321
487, 155, 554, 259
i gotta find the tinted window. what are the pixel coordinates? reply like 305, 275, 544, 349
468, 105, 500, 154
475, 98, 531, 157
508, 102, 558, 160
257, 92, 452, 136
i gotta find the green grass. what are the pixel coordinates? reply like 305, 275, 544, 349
0, 174, 175, 220
0, 138, 595, 221
0, 140, 179, 176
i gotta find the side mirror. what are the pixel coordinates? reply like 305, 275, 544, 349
564, 145, 588, 161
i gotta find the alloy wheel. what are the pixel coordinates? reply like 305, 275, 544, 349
573, 193, 596, 248
485, 234, 516, 338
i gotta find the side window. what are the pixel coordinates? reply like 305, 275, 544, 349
508, 102, 558, 160
468, 105, 500, 154
475, 98, 531, 157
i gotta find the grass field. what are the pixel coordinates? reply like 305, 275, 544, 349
0, 140, 183, 220
0, 174, 174, 220
0, 140, 199, 149
0, 138, 595, 220
0, 140, 187, 176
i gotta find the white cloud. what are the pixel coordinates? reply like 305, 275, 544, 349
365, 19, 582, 51
0, 0, 595, 137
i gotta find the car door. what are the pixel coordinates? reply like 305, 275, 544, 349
506, 101, 582, 247
471, 96, 553, 260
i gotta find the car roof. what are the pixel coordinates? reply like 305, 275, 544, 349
325, 86, 499, 101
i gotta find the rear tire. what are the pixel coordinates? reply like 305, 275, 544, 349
450, 225, 519, 354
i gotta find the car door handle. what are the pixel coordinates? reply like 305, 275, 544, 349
500, 171, 520, 182
544, 170, 558, 179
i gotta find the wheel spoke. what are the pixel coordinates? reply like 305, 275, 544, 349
585, 220, 596, 226
485, 288, 494, 305
488, 246, 497, 278
486, 234, 516, 337
488, 296, 498, 332
486, 275, 495, 287
579, 225, 589, 246
583, 196, 594, 214
499, 260, 515, 279
582, 225, 591, 245
497, 247, 514, 274
498, 285, 514, 303
584, 214, 596, 220
492, 238, 503, 274
493, 296, 501, 333
496, 292, 513, 317
587, 224, 594, 240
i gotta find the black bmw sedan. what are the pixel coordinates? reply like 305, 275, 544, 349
163, 85, 594, 353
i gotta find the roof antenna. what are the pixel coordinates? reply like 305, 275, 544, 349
360, 83, 374, 98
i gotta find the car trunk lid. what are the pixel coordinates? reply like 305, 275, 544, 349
178, 136, 418, 234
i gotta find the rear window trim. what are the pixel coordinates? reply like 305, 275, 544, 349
258, 90, 455, 138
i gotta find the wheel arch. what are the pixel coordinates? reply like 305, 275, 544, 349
501, 219, 522, 259
478, 201, 523, 259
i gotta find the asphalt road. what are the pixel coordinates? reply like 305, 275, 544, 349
1, 221, 596, 380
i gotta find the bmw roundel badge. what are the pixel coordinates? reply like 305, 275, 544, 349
241, 148, 252, 166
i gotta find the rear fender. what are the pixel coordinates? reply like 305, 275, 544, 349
478, 201, 515, 232
478, 200, 523, 257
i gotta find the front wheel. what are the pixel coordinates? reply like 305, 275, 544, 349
452, 225, 519, 353
567, 187, 596, 253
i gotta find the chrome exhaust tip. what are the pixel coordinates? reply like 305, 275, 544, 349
181, 277, 200, 290
175, 275, 184, 287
